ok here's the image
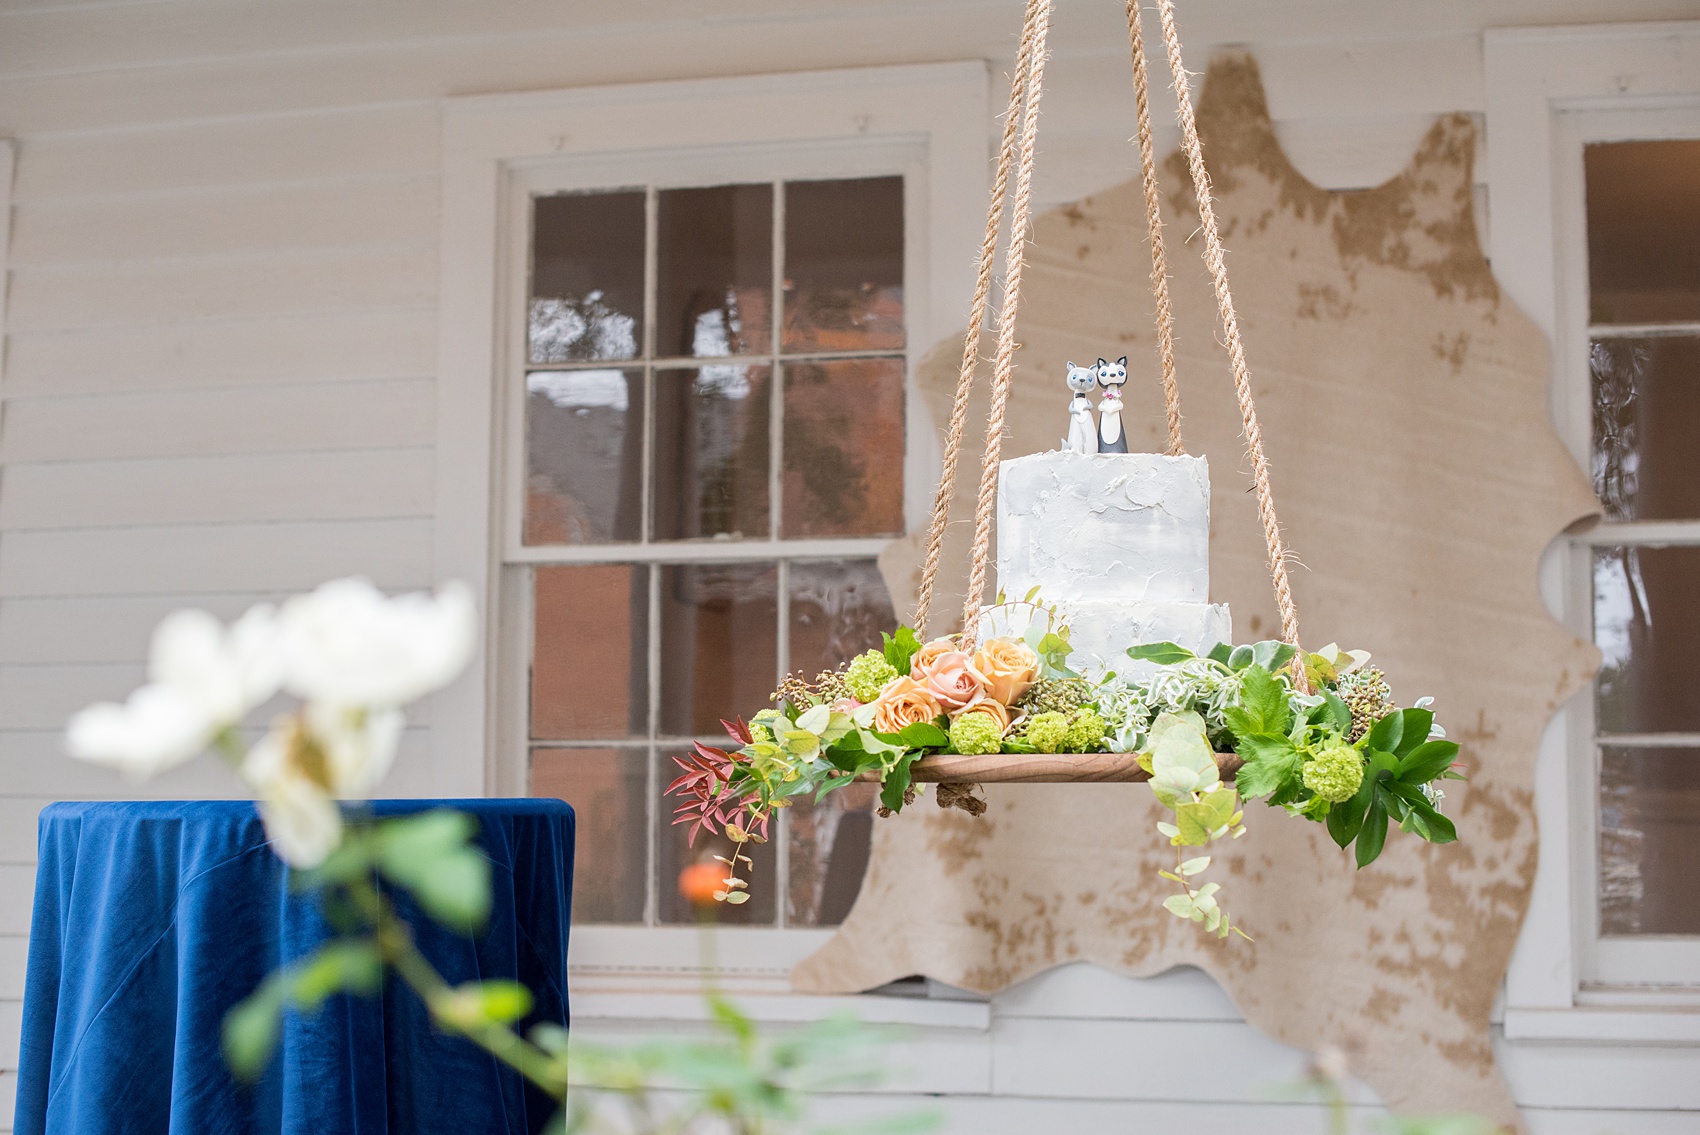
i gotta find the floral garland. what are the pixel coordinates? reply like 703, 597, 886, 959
669, 605, 1463, 935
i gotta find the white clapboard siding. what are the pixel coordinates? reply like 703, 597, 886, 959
0, 378, 433, 463
7, 243, 437, 333
3, 306, 438, 398
0, 594, 282, 664
9, 175, 439, 266
0, 519, 434, 598
0, 663, 142, 731
0, 448, 435, 530
10, 103, 439, 202
0, 801, 52, 864
0, 938, 26, 1000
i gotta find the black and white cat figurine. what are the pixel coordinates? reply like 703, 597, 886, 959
1063, 361, 1099, 454
1096, 356, 1129, 453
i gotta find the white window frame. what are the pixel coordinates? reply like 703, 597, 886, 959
434, 64, 989, 983
1487, 21, 1700, 1040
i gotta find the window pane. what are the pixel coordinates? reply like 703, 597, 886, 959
658, 563, 777, 736
1590, 336, 1700, 521
658, 747, 776, 925
652, 366, 770, 540
525, 369, 644, 546
1586, 139, 1700, 325
531, 191, 645, 362
782, 359, 905, 538
656, 184, 773, 358
530, 747, 647, 924
532, 564, 649, 740
788, 559, 896, 676
1593, 546, 1700, 736
782, 177, 904, 352
1600, 746, 1700, 935
787, 782, 876, 927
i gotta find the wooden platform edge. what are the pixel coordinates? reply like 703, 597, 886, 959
908, 751, 1243, 784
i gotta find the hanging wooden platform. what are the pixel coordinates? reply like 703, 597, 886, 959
907, 751, 1243, 784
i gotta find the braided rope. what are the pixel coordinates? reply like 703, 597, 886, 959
913, 0, 1043, 637
959, 0, 1054, 646
1125, 0, 1185, 456
1154, 0, 1303, 655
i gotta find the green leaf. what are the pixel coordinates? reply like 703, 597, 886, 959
1023, 584, 1043, 603
880, 751, 919, 814
1126, 641, 1195, 665
892, 722, 948, 749
1205, 642, 1234, 665
1250, 640, 1299, 674
467, 980, 535, 1025
1319, 690, 1352, 733
222, 972, 289, 1081
723, 890, 751, 904
1362, 711, 1404, 756
1162, 894, 1196, 918
1226, 645, 1255, 671
881, 625, 922, 678
289, 941, 382, 1010
1355, 797, 1389, 868
1223, 665, 1292, 738
1232, 733, 1302, 800
1329, 768, 1376, 848
1397, 739, 1460, 785
1392, 708, 1435, 758
1384, 782, 1458, 844
1179, 856, 1211, 876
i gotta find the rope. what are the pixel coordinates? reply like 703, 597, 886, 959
960, 0, 1054, 647
1125, 0, 1185, 456
913, 0, 1043, 638
1154, 0, 1304, 659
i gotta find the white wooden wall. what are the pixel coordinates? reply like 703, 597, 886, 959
0, 1, 1697, 1130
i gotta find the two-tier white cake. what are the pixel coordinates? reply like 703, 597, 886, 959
981, 451, 1232, 678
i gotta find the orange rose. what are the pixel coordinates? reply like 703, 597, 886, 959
915, 649, 990, 712
953, 694, 1011, 735
909, 638, 958, 681
871, 676, 944, 734
973, 637, 1039, 706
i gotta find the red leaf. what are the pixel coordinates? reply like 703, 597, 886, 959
722, 717, 754, 746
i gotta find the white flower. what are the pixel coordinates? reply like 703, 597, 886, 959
243, 728, 343, 868
66, 683, 214, 777
149, 605, 282, 723
304, 702, 405, 798
278, 579, 475, 709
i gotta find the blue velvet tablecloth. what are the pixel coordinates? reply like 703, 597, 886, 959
15, 798, 574, 1135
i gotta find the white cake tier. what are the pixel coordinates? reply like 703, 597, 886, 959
997, 451, 1213, 605
980, 600, 1232, 681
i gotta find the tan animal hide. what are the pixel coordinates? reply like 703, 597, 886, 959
792, 53, 1600, 1128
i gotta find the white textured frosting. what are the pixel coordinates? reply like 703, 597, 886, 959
980, 601, 1232, 681
997, 452, 1212, 604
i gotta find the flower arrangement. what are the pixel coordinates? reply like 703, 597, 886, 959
669, 604, 1463, 936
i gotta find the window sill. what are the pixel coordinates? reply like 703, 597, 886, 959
1503, 1006, 1700, 1044
569, 986, 991, 1032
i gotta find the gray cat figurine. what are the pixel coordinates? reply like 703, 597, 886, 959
1063, 361, 1099, 454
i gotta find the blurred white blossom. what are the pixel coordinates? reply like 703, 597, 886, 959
150, 606, 282, 723
243, 725, 344, 868
66, 683, 216, 778
278, 579, 476, 709
305, 703, 406, 799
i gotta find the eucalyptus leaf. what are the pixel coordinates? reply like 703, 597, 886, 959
1126, 641, 1195, 665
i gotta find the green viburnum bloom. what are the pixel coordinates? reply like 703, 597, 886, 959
843, 650, 900, 704
747, 723, 773, 744
1065, 709, 1107, 753
1024, 711, 1070, 754
1302, 742, 1364, 803
1015, 677, 1094, 716
949, 712, 1003, 756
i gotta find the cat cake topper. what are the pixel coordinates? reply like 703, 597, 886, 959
1062, 361, 1099, 455
1096, 356, 1129, 453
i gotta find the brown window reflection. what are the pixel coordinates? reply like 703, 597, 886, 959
659, 563, 778, 736
1600, 746, 1700, 936
652, 366, 771, 540
788, 559, 896, 676
782, 359, 905, 538
783, 177, 904, 352
532, 565, 648, 740
1593, 546, 1700, 736
525, 369, 644, 545
657, 184, 773, 358
530, 747, 647, 924
658, 745, 777, 926
1586, 139, 1700, 325
787, 782, 877, 927
1590, 337, 1700, 522
531, 192, 645, 362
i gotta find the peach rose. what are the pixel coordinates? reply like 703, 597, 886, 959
973, 637, 1039, 706
871, 676, 944, 734
915, 649, 989, 712
953, 694, 1011, 735
908, 638, 958, 681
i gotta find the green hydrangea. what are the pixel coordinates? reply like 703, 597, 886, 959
843, 650, 899, 703
1024, 711, 1070, 754
1302, 742, 1364, 803
747, 723, 773, 744
1065, 709, 1107, 753
949, 712, 1003, 756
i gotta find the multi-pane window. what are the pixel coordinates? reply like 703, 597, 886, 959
1583, 139, 1700, 938
519, 177, 906, 928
